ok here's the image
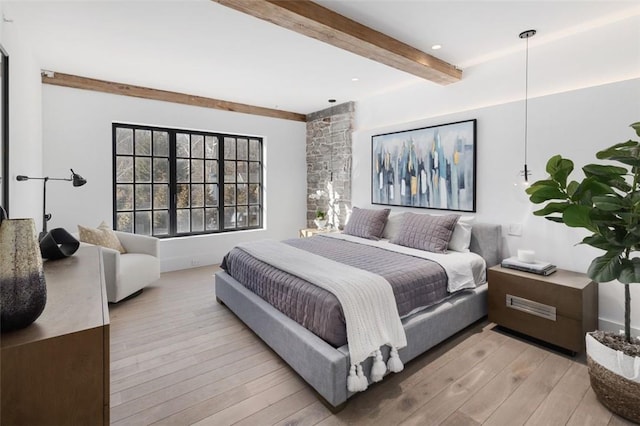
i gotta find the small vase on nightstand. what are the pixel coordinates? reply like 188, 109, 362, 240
314, 219, 327, 230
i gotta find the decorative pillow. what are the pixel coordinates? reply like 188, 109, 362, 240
343, 207, 391, 240
391, 213, 459, 253
382, 212, 406, 240
78, 221, 126, 254
448, 217, 474, 252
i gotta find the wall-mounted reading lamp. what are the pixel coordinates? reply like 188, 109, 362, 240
16, 169, 87, 239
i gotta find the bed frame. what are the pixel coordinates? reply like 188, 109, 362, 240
214, 223, 502, 408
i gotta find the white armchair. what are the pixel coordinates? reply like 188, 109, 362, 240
100, 231, 160, 303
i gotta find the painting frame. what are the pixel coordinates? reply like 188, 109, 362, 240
371, 119, 476, 212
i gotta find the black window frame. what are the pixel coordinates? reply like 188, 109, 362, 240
112, 123, 263, 238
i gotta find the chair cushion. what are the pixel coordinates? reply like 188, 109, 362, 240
78, 221, 126, 254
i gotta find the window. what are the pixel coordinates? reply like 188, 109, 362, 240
113, 123, 263, 237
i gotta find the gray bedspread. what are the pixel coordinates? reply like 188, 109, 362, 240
220, 235, 449, 347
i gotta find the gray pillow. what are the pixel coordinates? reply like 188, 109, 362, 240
391, 213, 459, 253
382, 212, 406, 240
343, 207, 391, 240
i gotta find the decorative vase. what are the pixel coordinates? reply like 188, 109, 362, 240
0, 218, 47, 332
314, 218, 327, 230
586, 332, 640, 423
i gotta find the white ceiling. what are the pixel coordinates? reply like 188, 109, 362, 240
4, 0, 640, 115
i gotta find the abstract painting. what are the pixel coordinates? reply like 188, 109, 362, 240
371, 119, 476, 212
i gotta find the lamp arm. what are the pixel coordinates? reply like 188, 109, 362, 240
16, 175, 71, 182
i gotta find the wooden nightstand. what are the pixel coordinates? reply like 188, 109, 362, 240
488, 265, 598, 354
299, 227, 335, 238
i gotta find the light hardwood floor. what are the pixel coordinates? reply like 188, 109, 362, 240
109, 266, 636, 426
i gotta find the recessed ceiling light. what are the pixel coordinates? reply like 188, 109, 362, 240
351, 77, 359, 82
431, 44, 442, 50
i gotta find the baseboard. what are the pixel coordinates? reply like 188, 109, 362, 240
160, 255, 218, 272
598, 318, 640, 338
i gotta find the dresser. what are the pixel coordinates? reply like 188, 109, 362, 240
1, 245, 110, 425
488, 265, 598, 354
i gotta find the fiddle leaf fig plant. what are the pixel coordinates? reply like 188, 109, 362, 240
526, 121, 640, 343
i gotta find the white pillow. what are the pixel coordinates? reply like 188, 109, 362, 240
382, 212, 406, 240
448, 217, 474, 252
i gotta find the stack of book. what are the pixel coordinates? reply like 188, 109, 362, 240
501, 257, 557, 276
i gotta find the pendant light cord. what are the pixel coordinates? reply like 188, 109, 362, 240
519, 29, 535, 182
524, 35, 529, 168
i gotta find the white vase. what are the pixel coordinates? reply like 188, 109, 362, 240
314, 219, 327, 230
586, 332, 640, 423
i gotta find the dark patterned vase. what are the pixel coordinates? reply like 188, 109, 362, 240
0, 218, 47, 332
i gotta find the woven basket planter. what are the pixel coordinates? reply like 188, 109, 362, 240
586, 333, 640, 423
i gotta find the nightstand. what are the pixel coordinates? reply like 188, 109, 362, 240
488, 265, 598, 354
299, 227, 335, 238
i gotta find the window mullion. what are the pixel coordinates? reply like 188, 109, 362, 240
218, 134, 224, 231
169, 131, 177, 237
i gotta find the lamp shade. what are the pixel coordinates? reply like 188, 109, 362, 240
71, 169, 86, 187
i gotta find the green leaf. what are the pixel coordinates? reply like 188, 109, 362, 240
609, 178, 633, 193
596, 141, 640, 167
528, 186, 568, 204
544, 216, 565, 223
592, 195, 626, 211
596, 140, 638, 159
532, 202, 571, 216
581, 235, 620, 251
567, 181, 579, 198
619, 258, 640, 284
525, 179, 559, 194
631, 122, 640, 138
622, 233, 640, 248
587, 251, 623, 282
546, 155, 574, 189
563, 205, 597, 232
583, 164, 628, 178
572, 177, 616, 204
590, 210, 621, 226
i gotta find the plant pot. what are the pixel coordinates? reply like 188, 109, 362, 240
0, 218, 47, 332
314, 219, 327, 230
586, 332, 640, 423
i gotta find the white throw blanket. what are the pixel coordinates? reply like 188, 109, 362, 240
237, 239, 407, 392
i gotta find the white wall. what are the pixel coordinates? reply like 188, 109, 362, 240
352, 15, 640, 334
42, 85, 307, 271
1, 3, 43, 221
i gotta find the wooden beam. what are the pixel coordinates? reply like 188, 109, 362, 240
213, 0, 462, 85
41, 71, 307, 122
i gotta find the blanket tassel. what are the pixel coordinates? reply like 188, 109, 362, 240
387, 347, 404, 373
357, 364, 368, 391
371, 349, 387, 382
347, 364, 359, 392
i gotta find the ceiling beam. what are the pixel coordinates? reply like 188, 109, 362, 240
213, 0, 462, 85
41, 71, 307, 122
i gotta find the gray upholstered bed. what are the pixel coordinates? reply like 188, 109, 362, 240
214, 222, 502, 407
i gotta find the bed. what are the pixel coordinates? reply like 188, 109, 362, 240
214, 218, 502, 408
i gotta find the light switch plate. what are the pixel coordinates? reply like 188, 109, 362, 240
508, 223, 523, 236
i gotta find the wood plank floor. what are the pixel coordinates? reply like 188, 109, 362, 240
109, 265, 636, 426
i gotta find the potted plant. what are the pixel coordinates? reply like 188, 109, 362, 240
526, 121, 640, 422
314, 209, 328, 230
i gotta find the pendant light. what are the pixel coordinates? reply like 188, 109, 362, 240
519, 29, 536, 184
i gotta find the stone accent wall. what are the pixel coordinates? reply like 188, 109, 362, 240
306, 102, 354, 229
